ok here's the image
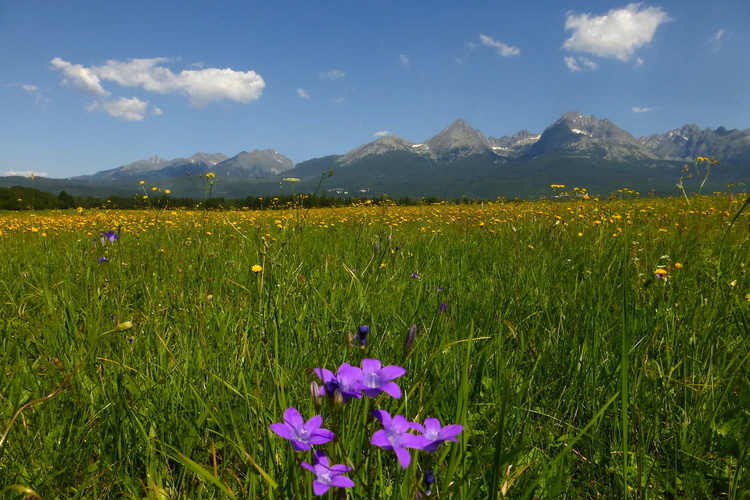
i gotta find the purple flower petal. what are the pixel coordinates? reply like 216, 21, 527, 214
357, 359, 406, 399
301, 451, 355, 497
315, 363, 363, 402
414, 417, 464, 453
370, 429, 392, 448
370, 410, 424, 468
378, 365, 407, 380
393, 447, 412, 469
270, 407, 334, 451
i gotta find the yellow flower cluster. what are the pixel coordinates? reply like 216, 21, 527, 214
695, 156, 719, 164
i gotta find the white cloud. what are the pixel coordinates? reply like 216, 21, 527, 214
563, 3, 670, 62
51, 57, 265, 109
296, 88, 310, 99
374, 131, 392, 137
565, 56, 598, 71
319, 69, 345, 80
708, 29, 727, 52
399, 54, 410, 67
174, 67, 264, 107
152, 106, 163, 116
632, 106, 654, 113
86, 97, 149, 121
333, 97, 345, 104
3, 171, 48, 178
8, 83, 50, 106
478, 34, 521, 56
50, 57, 109, 96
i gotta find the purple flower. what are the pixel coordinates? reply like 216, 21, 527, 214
315, 363, 363, 402
357, 358, 406, 398
98, 256, 109, 263
411, 417, 464, 453
301, 450, 355, 496
370, 410, 424, 469
269, 407, 334, 451
357, 325, 369, 347
439, 302, 448, 313
410, 272, 419, 279
100, 230, 119, 243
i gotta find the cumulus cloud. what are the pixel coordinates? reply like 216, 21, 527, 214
51, 57, 265, 109
319, 69, 345, 80
565, 56, 598, 71
50, 58, 109, 96
86, 97, 149, 121
399, 54, 410, 67
632, 106, 654, 113
563, 3, 670, 62
296, 88, 310, 99
374, 130, 392, 137
4, 171, 48, 178
477, 34, 521, 56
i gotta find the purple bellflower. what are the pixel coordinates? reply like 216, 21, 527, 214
370, 410, 424, 469
411, 417, 464, 453
315, 363, 363, 403
98, 256, 109, 263
269, 407, 334, 451
357, 358, 406, 398
100, 230, 119, 244
301, 450, 355, 496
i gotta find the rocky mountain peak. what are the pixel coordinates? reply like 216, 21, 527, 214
530, 111, 657, 160
423, 119, 493, 160
211, 149, 294, 177
188, 152, 227, 165
338, 135, 416, 165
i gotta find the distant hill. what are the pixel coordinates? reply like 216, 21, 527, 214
3, 111, 748, 200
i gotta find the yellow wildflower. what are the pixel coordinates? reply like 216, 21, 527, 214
252, 264, 263, 273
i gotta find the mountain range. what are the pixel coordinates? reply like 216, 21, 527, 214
4, 111, 750, 199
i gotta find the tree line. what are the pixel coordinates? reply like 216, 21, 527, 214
1, 186, 481, 211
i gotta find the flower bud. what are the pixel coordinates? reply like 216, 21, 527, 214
310, 381, 321, 410
333, 389, 345, 409
404, 325, 417, 354
357, 325, 369, 348
424, 468, 435, 495
115, 321, 134, 332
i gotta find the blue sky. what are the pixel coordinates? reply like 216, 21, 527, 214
2, 0, 748, 178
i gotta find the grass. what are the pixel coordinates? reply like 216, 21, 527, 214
0, 195, 749, 499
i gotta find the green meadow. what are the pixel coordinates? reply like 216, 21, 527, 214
1, 195, 749, 499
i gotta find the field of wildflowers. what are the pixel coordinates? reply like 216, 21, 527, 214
1, 194, 749, 498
